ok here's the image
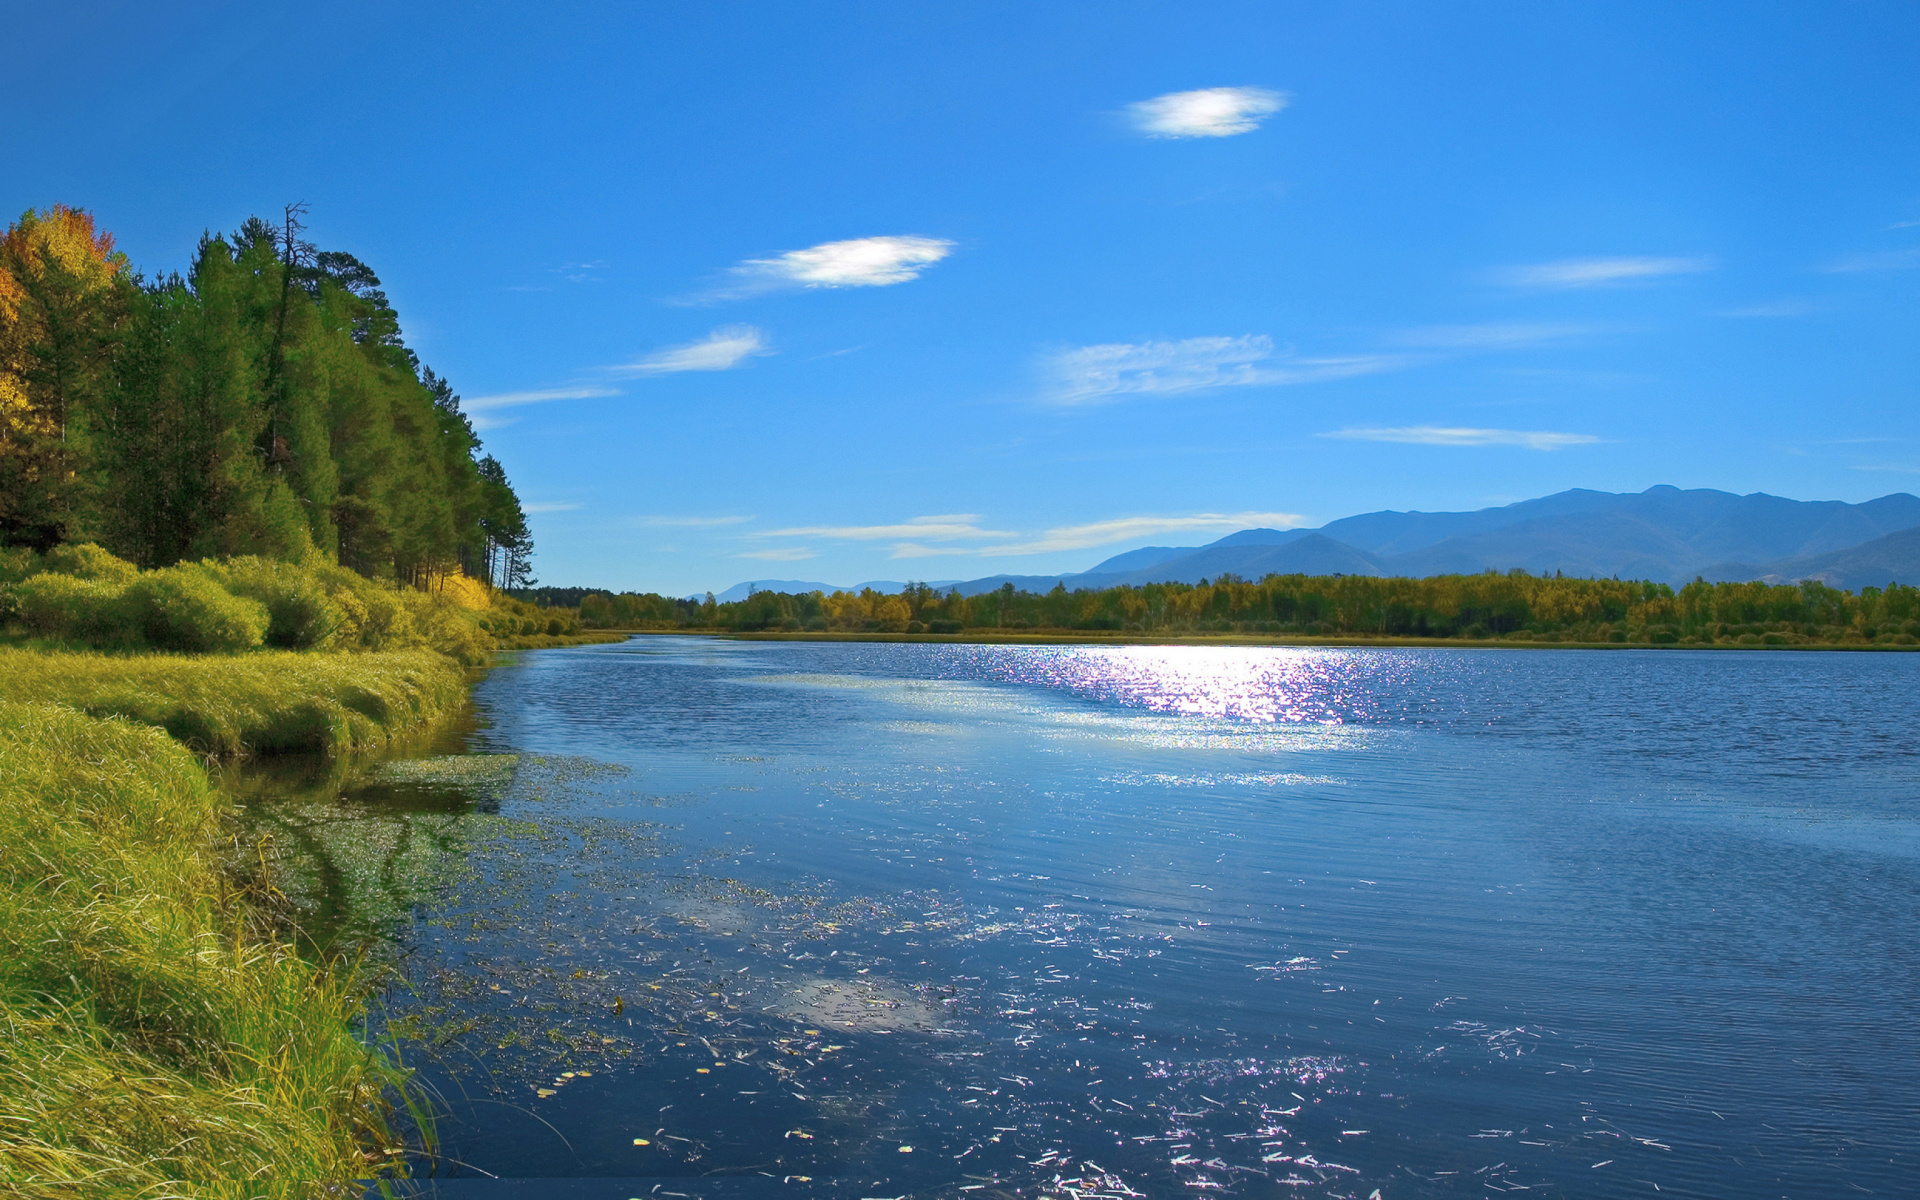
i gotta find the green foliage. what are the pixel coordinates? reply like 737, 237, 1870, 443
125, 564, 270, 653
39, 540, 139, 584
3, 548, 504, 664
0, 701, 407, 1194
12, 572, 133, 644
574, 571, 1920, 648
210, 554, 346, 648
0, 646, 467, 757
2, 205, 534, 592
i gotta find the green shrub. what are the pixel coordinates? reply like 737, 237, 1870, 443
209, 556, 346, 649
13, 573, 135, 644
0, 547, 36, 586
125, 566, 268, 653
40, 542, 140, 586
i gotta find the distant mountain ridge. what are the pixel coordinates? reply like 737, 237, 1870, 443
700, 578, 961, 603
929, 487, 1920, 596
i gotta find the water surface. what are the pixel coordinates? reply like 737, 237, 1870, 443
300, 639, 1919, 1199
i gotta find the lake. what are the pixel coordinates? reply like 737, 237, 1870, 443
273, 638, 1920, 1198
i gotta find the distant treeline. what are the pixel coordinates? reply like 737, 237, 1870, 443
571, 572, 1920, 646
0, 205, 530, 585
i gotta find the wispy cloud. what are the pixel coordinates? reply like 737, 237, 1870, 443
522, 502, 580, 514
1496, 256, 1712, 288
1392, 322, 1591, 349
760, 515, 1011, 542
738, 547, 817, 561
1851, 462, 1920, 474
1319, 426, 1601, 450
633, 514, 756, 527
743, 510, 1308, 559
619, 325, 770, 374
1044, 335, 1398, 405
464, 385, 621, 412
982, 512, 1309, 556
1128, 87, 1288, 138
1823, 248, 1920, 273
697, 236, 954, 300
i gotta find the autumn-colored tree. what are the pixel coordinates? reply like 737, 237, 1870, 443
0, 206, 128, 547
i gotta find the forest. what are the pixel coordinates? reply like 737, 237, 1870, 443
569, 570, 1920, 647
0, 204, 531, 586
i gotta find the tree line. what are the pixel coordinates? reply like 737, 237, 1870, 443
571, 571, 1920, 647
0, 204, 531, 586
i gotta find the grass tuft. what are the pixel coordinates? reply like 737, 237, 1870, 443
0, 648, 467, 757
0, 702, 409, 1196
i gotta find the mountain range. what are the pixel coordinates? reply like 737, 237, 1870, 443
938, 486, 1920, 596
705, 487, 1920, 600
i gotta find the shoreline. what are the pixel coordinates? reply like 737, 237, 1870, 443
591, 628, 1920, 651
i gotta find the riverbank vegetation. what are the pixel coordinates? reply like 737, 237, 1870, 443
0, 200, 618, 1191
0, 704, 416, 1197
571, 571, 1920, 647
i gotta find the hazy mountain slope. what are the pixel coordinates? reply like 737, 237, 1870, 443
1380, 512, 1705, 581
1201, 528, 1317, 550
1080, 545, 1193, 574
1315, 488, 1631, 556
1102, 535, 1385, 585
1700, 526, 1920, 592
708, 488, 1920, 598
708, 578, 957, 602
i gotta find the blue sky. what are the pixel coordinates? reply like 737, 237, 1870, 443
11, 1, 1920, 593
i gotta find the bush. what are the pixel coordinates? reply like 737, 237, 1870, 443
0, 547, 36, 586
125, 566, 269, 653
210, 556, 346, 649
40, 542, 140, 586
13, 573, 135, 644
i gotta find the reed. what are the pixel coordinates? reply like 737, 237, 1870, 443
0, 647, 468, 757
0, 701, 411, 1197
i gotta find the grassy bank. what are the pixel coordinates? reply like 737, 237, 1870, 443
0, 702, 411, 1197
0, 647, 469, 757
0, 546, 530, 1194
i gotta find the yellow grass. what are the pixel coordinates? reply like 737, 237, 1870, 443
0, 701, 412, 1197
0, 648, 468, 757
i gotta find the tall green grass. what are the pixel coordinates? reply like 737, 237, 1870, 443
0, 648, 467, 757
0, 702, 410, 1197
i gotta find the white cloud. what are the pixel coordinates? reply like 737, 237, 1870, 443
738, 547, 817, 561
702, 236, 955, 299
1319, 426, 1600, 450
620, 325, 770, 374
633, 514, 756, 527
1393, 322, 1591, 349
746, 510, 1307, 559
760, 515, 1011, 542
983, 512, 1309, 556
1496, 256, 1711, 288
1128, 87, 1288, 138
464, 385, 620, 412
1045, 335, 1398, 405
888, 542, 961, 559
1824, 248, 1920, 273
521, 502, 580, 514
